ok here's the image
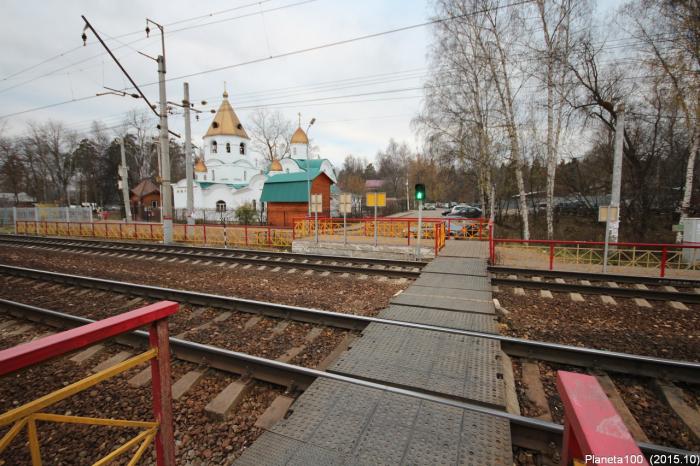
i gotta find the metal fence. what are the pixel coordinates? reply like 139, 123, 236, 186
0, 207, 93, 226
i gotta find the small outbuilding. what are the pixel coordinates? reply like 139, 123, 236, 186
260, 168, 333, 227
130, 179, 161, 221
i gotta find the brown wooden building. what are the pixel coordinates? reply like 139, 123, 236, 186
130, 179, 161, 222
261, 170, 333, 227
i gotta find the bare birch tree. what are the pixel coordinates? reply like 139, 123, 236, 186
625, 0, 699, 242
248, 108, 293, 164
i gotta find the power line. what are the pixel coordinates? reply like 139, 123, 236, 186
0, 0, 316, 94
0, 0, 279, 82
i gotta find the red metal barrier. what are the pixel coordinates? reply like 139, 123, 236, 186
0, 301, 178, 465
493, 237, 700, 277
557, 371, 649, 466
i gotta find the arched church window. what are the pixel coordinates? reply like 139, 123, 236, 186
239, 142, 246, 155
212, 140, 217, 153
293, 147, 297, 156
226, 143, 231, 153
212, 170, 215, 181
244, 171, 247, 181
216, 200, 226, 213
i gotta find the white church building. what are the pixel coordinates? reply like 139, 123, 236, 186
173, 89, 337, 217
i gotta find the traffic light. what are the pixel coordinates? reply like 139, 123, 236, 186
415, 183, 426, 201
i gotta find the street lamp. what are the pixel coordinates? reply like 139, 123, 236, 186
306, 117, 316, 216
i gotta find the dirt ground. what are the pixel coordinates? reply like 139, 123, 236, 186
0, 246, 407, 316
496, 287, 700, 362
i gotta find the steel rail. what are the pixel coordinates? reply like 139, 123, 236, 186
491, 277, 700, 304
1, 264, 698, 383
489, 265, 700, 288
1, 234, 428, 270
0, 236, 419, 278
0, 298, 693, 459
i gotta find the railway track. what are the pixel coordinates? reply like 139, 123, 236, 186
489, 265, 700, 288
490, 271, 700, 304
0, 234, 424, 279
1, 264, 698, 384
0, 299, 695, 460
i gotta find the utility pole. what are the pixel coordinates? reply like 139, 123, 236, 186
183, 82, 194, 226
405, 179, 410, 212
118, 137, 132, 223
609, 102, 625, 244
157, 53, 173, 243
603, 102, 625, 272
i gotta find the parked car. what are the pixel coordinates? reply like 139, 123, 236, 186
555, 200, 588, 215
424, 202, 436, 210
443, 205, 482, 218
448, 221, 481, 239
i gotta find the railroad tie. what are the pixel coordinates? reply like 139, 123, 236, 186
501, 352, 520, 415
271, 267, 281, 272
70, 344, 105, 364
633, 298, 652, 308
254, 395, 295, 430
303, 270, 313, 276
668, 301, 689, 311
600, 295, 617, 306
694, 288, 700, 295
286, 268, 297, 274
655, 380, 700, 441
320, 271, 331, 277
607, 281, 619, 288
191, 260, 201, 265
242, 264, 252, 270
492, 285, 500, 293
635, 284, 649, 291
554, 278, 566, 284
531, 276, 542, 282
569, 293, 585, 302
595, 374, 649, 442
228, 263, 239, 269
213, 311, 232, 323
375, 276, 388, 282
91, 351, 133, 373
507, 274, 517, 279
0, 319, 17, 331
271, 321, 290, 335
257, 266, 267, 271
216, 262, 227, 267
128, 367, 153, 387
513, 287, 525, 296
579, 280, 591, 286
172, 370, 206, 400
244, 316, 262, 330
539, 290, 553, 299
663, 286, 678, 292
5, 324, 32, 337
276, 346, 305, 363
357, 274, 369, 280
304, 327, 324, 343
316, 334, 357, 371
521, 360, 552, 422
205, 378, 253, 421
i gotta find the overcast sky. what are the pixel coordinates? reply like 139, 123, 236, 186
0, 0, 625, 168
0, 0, 435, 167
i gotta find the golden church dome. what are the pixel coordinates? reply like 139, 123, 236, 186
290, 127, 309, 144
194, 158, 207, 173
270, 159, 283, 171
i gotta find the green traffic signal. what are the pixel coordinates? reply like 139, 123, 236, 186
415, 183, 425, 201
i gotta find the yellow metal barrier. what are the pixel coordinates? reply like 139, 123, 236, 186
14, 221, 293, 249
0, 350, 159, 465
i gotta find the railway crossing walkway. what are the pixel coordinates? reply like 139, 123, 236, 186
235, 240, 511, 465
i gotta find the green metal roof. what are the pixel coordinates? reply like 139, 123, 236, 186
264, 168, 321, 184
292, 158, 324, 171
196, 181, 247, 190
260, 181, 310, 202
260, 169, 327, 203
